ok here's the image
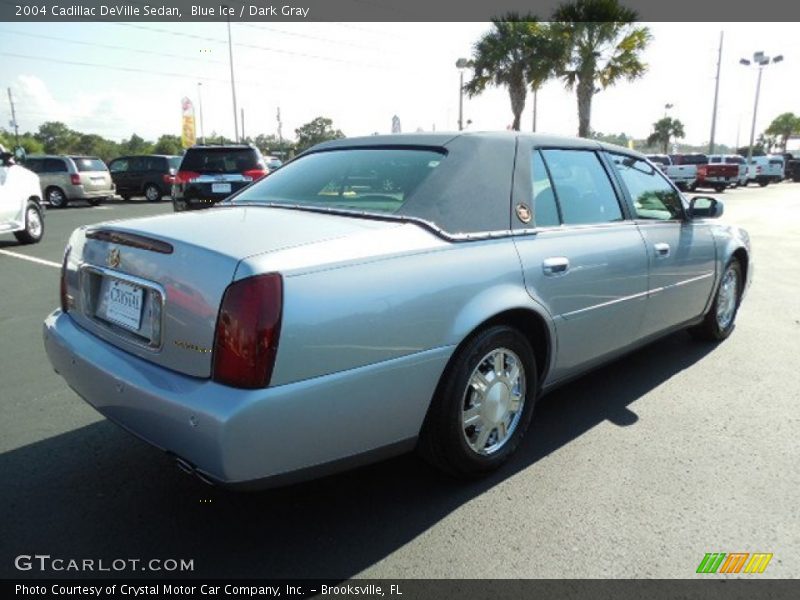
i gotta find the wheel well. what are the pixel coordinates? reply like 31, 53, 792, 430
458, 309, 551, 385
732, 248, 749, 292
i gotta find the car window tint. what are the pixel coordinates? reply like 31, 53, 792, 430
531, 150, 559, 227
233, 148, 444, 213
181, 148, 261, 173
44, 159, 67, 173
540, 149, 622, 225
25, 159, 42, 173
610, 154, 683, 221
128, 157, 145, 171
109, 159, 128, 173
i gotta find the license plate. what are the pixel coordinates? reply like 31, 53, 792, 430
212, 183, 232, 194
100, 278, 144, 331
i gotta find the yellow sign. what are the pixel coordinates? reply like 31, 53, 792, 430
181, 97, 196, 148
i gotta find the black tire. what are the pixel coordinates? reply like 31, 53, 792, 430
13, 201, 44, 245
688, 182, 698, 192
173, 197, 188, 212
714, 185, 726, 193
144, 183, 162, 202
417, 325, 538, 478
758, 180, 769, 187
46, 186, 68, 208
87, 196, 105, 207
120, 194, 132, 202
689, 260, 742, 342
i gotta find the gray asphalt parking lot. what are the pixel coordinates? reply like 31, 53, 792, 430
1, 186, 798, 579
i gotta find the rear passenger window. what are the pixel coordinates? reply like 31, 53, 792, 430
610, 154, 683, 221
540, 150, 623, 225
44, 159, 67, 173
531, 150, 560, 227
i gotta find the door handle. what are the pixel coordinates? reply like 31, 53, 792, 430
654, 243, 671, 258
543, 257, 570, 276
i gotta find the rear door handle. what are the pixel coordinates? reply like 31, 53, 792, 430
654, 243, 671, 258
543, 257, 570, 276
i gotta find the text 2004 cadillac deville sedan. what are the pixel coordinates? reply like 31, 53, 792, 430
43, 133, 752, 488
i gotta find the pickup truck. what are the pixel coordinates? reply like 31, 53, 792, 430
670, 153, 738, 192
746, 155, 784, 186
708, 154, 747, 187
645, 154, 697, 191
783, 152, 800, 182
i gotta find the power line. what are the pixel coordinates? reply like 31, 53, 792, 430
237, 22, 384, 51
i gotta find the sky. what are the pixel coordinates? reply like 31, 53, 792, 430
1, 21, 799, 148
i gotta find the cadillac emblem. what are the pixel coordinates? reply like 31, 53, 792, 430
107, 248, 121, 269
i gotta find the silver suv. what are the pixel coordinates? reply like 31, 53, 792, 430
23, 155, 115, 208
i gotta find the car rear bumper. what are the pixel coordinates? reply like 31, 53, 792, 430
69, 185, 115, 199
43, 310, 450, 487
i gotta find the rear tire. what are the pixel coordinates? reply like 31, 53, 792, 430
758, 180, 768, 187
689, 260, 742, 342
87, 196, 104, 207
714, 185, 726, 193
417, 325, 538, 478
13, 201, 44, 245
46, 186, 68, 208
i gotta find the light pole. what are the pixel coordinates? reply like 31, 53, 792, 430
225, 9, 239, 143
197, 82, 205, 145
664, 103, 673, 118
456, 58, 469, 131
740, 51, 784, 164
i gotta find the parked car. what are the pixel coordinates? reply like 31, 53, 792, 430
23, 155, 114, 208
0, 145, 44, 244
783, 152, 800, 182
646, 154, 697, 190
745, 155, 784, 186
265, 156, 283, 172
172, 144, 268, 211
44, 133, 752, 489
109, 155, 181, 202
670, 153, 738, 192
708, 154, 747, 187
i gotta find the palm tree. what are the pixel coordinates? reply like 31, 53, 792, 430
647, 117, 685, 154
765, 112, 800, 152
464, 15, 555, 131
551, 0, 651, 138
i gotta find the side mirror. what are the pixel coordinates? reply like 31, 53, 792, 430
1, 152, 14, 167
689, 196, 724, 219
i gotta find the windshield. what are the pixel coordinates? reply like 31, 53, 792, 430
231, 148, 445, 214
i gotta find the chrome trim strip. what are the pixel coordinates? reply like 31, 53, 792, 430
561, 272, 714, 318
78, 264, 167, 351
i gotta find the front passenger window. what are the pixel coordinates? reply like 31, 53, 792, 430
610, 154, 683, 221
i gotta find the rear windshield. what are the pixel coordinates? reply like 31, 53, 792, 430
180, 148, 260, 173
72, 157, 107, 172
769, 159, 783, 165
647, 155, 669, 166
232, 149, 444, 214
724, 156, 744, 164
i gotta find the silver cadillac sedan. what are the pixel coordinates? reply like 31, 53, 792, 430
43, 133, 752, 488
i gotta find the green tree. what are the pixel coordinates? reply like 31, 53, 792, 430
646, 117, 685, 154
765, 112, 800, 153
464, 15, 559, 131
591, 131, 630, 147
153, 134, 183, 155
34, 121, 80, 154
118, 133, 153, 156
73, 134, 118, 162
551, 0, 651, 138
294, 117, 344, 153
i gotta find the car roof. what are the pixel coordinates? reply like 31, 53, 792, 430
309, 131, 643, 158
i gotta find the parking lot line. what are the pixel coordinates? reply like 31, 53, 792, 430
0, 249, 61, 269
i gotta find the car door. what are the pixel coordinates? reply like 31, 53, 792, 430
606, 153, 716, 337
0, 159, 17, 223
512, 146, 650, 382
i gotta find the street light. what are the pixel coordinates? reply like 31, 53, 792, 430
740, 51, 784, 164
664, 103, 673, 118
456, 58, 470, 131
197, 82, 205, 145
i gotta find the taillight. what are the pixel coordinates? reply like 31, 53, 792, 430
70, 173, 81, 185
212, 273, 282, 389
60, 246, 71, 312
175, 170, 200, 184
163, 173, 175, 185
243, 168, 267, 181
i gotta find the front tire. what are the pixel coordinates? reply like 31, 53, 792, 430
689, 260, 742, 342
13, 202, 44, 245
417, 325, 538, 477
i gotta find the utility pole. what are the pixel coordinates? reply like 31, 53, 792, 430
7, 88, 20, 149
532, 88, 538, 132
226, 12, 239, 143
241, 108, 245, 141
277, 106, 283, 151
709, 31, 724, 154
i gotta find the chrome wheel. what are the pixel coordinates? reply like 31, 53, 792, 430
716, 266, 739, 330
462, 347, 526, 456
26, 207, 42, 239
48, 188, 66, 208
